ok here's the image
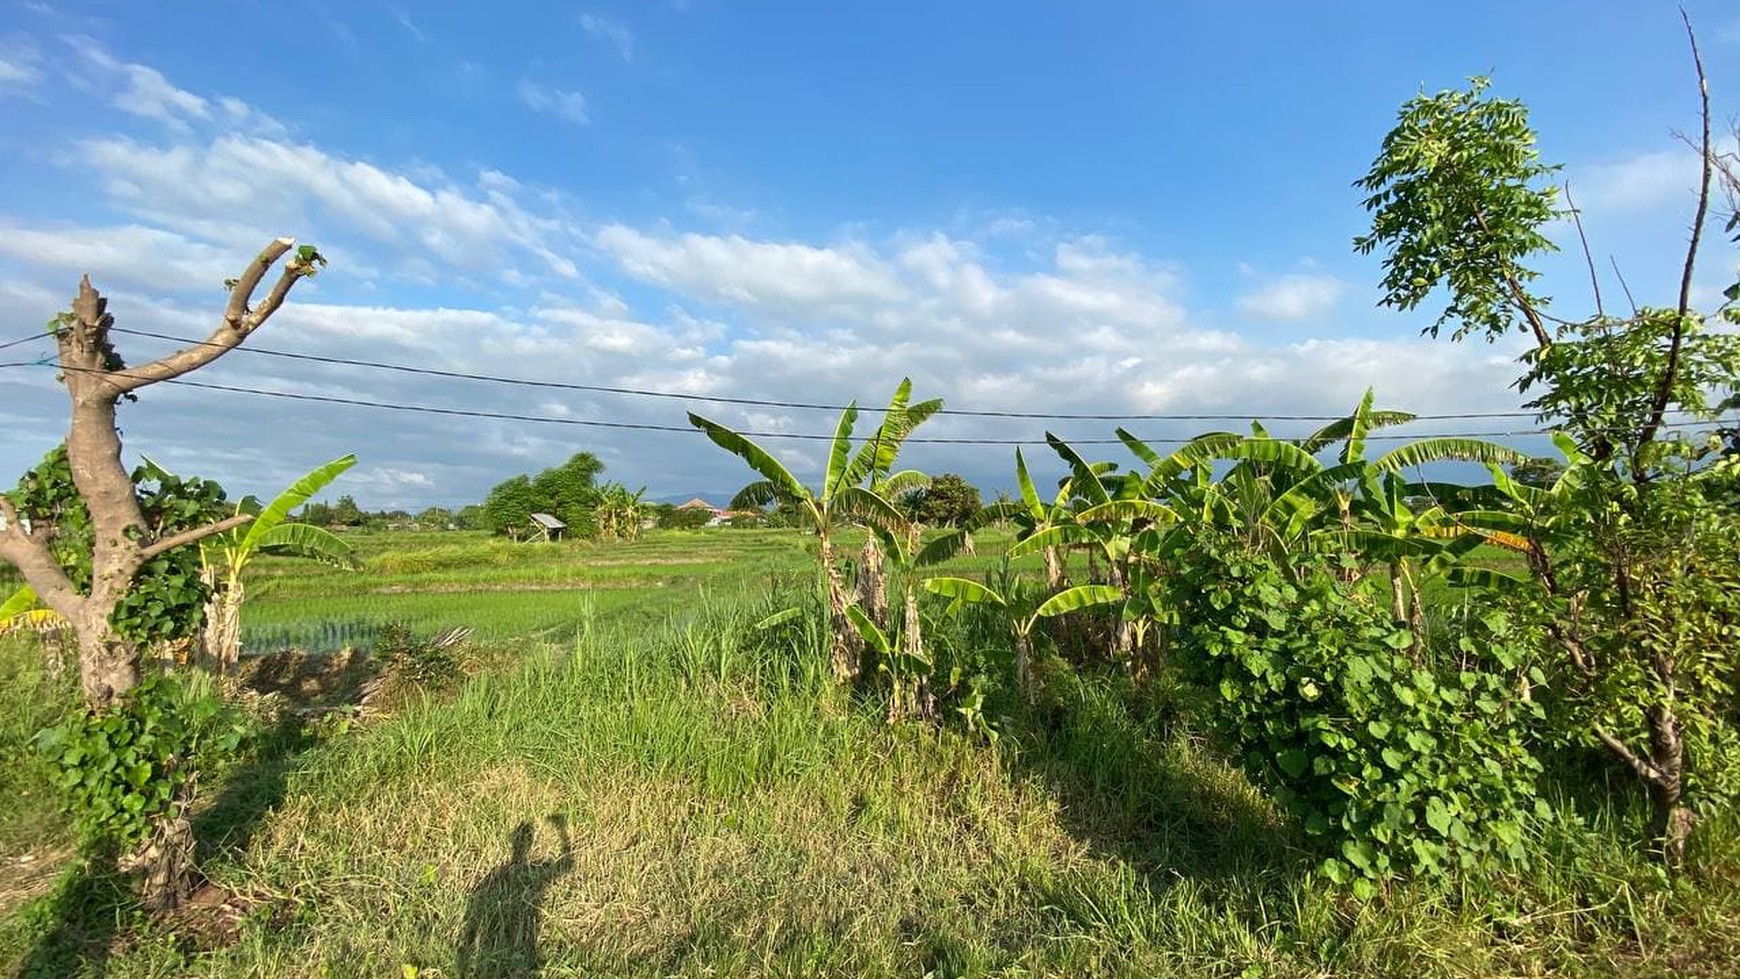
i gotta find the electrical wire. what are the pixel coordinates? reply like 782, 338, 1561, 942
0, 359, 1569, 445
102, 326, 1551, 422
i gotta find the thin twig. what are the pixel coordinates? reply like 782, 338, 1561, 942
1609, 256, 1640, 315
1563, 181, 1604, 317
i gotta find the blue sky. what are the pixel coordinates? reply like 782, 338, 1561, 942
0, 1, 1735, 508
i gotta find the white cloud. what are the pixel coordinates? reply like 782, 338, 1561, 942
579, 13, 633, 61
0, 36, 43, 95
64, 34, 209, 130
1236, 273, 1348, 320
594, 226, 907, 314
517, 79, 589, 126
75, 133, 581, 282
0, 222, 248, 291
1572, 149, 1702, 214
61, 35, 287, 135
389, 5, 427, 43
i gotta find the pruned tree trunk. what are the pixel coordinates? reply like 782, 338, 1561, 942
0, 241, 319, 916
0, 240, 318, 709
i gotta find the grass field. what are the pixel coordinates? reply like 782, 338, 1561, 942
2, 528, 1737, 977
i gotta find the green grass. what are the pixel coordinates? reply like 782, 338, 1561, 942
2, 529, 1737, 976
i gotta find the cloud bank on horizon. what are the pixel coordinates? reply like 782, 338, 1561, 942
0, 2, 1732, 509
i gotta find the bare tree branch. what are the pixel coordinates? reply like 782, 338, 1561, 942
137, 513, 254, 562
1563, 181, 1604, 318
1675, 10, 1713, 322
1638, 11, 1714, 460
1471, 203, 1554, 348
110, 239, 314, 394
1594, 724, 1669, 788
1609, 256, 1640, 316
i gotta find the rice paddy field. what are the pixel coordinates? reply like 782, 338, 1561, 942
2, 527, 1737, 978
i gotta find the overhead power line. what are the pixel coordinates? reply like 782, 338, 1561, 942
0, 359, 1586, 446
0, 331, 51, 353
98, 325, 1549, 423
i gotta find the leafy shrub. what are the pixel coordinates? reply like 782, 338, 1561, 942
1169, 535, 1547, 889
659, 506, 714, 531
34, 672, 245, 852
11, 445, 229, 647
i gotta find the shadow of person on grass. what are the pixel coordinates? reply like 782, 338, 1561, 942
456, 815, 576, 979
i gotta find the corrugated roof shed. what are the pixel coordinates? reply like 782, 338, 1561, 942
529, 512, 566, 530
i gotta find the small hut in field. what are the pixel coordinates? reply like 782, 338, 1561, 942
527, 512, 567, 542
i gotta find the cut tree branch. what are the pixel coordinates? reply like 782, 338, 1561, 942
111, 239, 312, 394
137, 513, 254, 562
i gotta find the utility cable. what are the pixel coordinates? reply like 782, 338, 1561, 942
104, 326, 1551, 422
0, 359, 1572, 446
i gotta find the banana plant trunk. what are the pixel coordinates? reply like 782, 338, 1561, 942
903, 586, 933, 720
1388, 562, 1408, 626
819, 532, 860, 682
201, 575, 244, 671
1042, 546, 1064, 591
858, 535, 888, 628
1014, 629, 1034, 703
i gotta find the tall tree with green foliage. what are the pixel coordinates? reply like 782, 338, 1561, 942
1356, 35, 1740, 861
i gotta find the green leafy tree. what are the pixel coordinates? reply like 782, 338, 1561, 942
1357, 49, 1740, 860
330, 494, 365, 527
1354, 76, 1560, 346
415, 506, 455, 529
1509, 456, 1566, 489
913, 473, 981, 526
481, 476, 537, 537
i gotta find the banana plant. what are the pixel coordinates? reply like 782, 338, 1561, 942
923, 574, 1121, 701
595, 483, 648, 541
199, 454, 362, 669
689, 379, 935, 683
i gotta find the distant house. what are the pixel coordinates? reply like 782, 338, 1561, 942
674, 497, 762, 527
527, 512, 567, 542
